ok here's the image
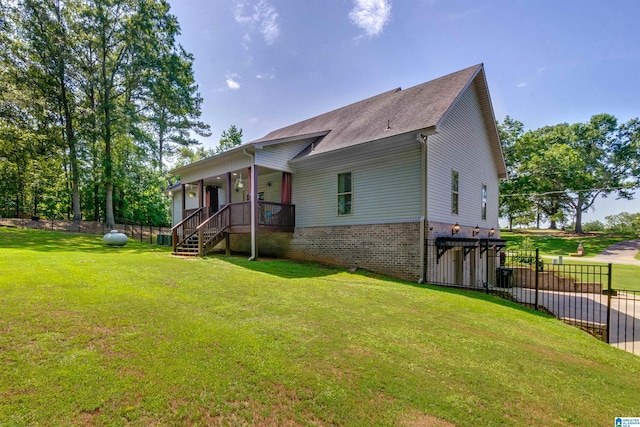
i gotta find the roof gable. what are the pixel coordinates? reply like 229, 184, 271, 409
252, 64, 487, 154
171, 64, 507, 179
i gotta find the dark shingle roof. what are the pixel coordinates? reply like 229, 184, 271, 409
253, 64, 485, 157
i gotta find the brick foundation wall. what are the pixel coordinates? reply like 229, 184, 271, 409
228, 232, 293, 258
281, 222, 422, 281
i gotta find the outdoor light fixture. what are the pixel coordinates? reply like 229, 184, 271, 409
188, 191, 197, 198
488, 227, 495, 238
451, 222, 460, 236
472, 225, 480, 237
235, 173, 245, 190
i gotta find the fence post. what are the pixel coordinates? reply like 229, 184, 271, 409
535, 248, 540, 311
485, 239, 489, 293
606, 263, 612, 344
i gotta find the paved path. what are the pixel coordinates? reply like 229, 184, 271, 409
586, 239, 640, 266
507, 287, 640, 355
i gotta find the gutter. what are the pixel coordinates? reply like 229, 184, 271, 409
416, 131, 436, 283
242, 149, 257, 261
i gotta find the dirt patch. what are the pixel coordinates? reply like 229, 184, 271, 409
399, 411, 457, 427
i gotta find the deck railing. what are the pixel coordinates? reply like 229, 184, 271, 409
173, 202, 295, 254
197, 205, 231, 255
259, 202, 295, 228
227, 201, 295, 229
171, 207, 206, 251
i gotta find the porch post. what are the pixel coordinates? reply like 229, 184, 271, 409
240, 149, 259, 261
198, 179, 204, 209
281, 172, 292, 204
250, 166, 258, 259
226, 172, 232, 205
181, 183, 186, 217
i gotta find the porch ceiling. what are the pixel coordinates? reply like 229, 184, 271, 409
183, 166, 283, 187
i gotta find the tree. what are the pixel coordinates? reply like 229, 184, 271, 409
604, 211, 640, 235
564, 114, 638, 233
14, 0, 83, 220
498, 116, 536, 230
174, 145, 216, 169
216, 125, 243, 154
146, 47, 211, 172
76, 0, 197, 227
0, 0, 208, 225
502, 114, 640, 233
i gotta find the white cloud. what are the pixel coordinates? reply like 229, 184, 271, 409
226, 77, 241, 90
349, 0, 392, 37
234, 0, 280, 46
256, 71, 275, 80
517, 82, 527, 88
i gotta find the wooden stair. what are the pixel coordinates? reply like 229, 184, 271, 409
172, 230, 226, 256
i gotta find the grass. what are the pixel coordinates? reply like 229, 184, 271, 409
1, 227, 640, 426
499, 229, 636, 257
501, 229, 640, 290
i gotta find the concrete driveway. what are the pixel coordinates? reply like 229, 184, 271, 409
507, 287, 639, 355
588, 239, 640, 266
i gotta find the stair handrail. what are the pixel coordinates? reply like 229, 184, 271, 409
171, 207, 206, 252
196, 204, 231, 255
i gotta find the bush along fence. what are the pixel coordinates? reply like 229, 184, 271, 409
425, 239, 638, 356
0, 217, 171, 245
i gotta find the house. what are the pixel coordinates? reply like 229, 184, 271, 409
168, 64, 507, 284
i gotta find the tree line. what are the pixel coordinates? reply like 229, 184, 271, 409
498, 114, 640, 233
0, 0, 210, 227
1, 1, 636, 232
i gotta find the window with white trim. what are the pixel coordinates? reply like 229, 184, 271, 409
481, 184, 487, 220
337, 172, 352, 215
451, 170, 459, 215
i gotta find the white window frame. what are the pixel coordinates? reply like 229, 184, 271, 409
481, 184, 487, 220
337, 172, 353, 216
451, 170, 459, 215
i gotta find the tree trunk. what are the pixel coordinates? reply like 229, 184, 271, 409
55, 2, 81, 222
575, 196, 585, 234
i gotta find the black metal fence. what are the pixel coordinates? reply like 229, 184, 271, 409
426, 240, 638, 355
0, 217, 171, 244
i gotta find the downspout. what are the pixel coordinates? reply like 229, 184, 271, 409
242, 149, 257, 261
417, 133, 428, 283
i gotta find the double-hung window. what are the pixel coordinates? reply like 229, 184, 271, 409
337, 172, 352, 215
451, 170, 459, 215
481, 184, 487, 220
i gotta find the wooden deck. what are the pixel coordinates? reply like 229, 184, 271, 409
172, 201, 295, 256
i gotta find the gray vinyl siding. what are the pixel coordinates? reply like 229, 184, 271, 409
180, 153, 252, 184
427, 83, 499, 228
255, 140, 312, 172
229, 169, 283, 204
257, 170, 283, 203
293, 134, 422, 227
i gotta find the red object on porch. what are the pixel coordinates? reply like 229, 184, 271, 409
281, 172, 292, 204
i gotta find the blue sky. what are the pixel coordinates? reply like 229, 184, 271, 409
167, 0, 639, 222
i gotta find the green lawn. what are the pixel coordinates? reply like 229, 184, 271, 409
501, 229, 640, 290
1, 228, 640, 426
500, 229, 636, 257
